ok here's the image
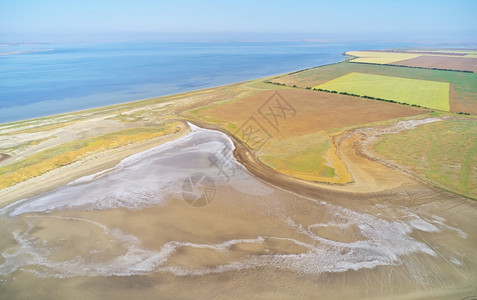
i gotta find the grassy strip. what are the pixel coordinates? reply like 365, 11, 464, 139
0, 136, 56, 154
0, 122, 181, 189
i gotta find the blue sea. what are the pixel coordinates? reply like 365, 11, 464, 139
0, 41, 417, 123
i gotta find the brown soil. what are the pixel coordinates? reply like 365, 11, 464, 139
391, 55, 477, 73
201, 89, 427, 140
449, 83, 477, 115
0, 153, 11, 163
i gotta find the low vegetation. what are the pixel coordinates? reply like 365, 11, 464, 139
0, 136, 56, 154
373, 118, 477, 199
0, 122, 181, 189
259, 132, 352, 184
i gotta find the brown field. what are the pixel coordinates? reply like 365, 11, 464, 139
387, 50, 468, 56
194, 89, 426, 183
392, 55, 477, 72
200, 89, 426, 139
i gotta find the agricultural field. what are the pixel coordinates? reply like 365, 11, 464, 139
389, 55, 477, 73
346, 51, 421, 64
259, 131, 352, 183
188, 88, 426, 183
406, 49, 477, 58
314, 72, 450, 111
347, 50, 477, 72
373, 118, 477, 199
270, 61, 477, 114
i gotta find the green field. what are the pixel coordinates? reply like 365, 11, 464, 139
373, 118, 477, 199
314, 72, 450, 111
270, 62, 477, 114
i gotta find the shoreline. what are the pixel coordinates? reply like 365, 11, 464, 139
1, 48, 473, 208
0, 55, 347, 126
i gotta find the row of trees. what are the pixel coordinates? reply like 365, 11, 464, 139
263, 80, 286, 86
265, 80, 473, 115
309, 87, 423, 108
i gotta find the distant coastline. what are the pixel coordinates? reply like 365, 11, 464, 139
0, 49, 52, 56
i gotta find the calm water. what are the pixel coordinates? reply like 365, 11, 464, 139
0, 41, 415, 123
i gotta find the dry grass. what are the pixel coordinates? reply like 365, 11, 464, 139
0, 122, 181, 189
0, 136, 56, 154
3, 121, 78, 135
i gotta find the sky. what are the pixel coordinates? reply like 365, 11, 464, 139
1, 0, 476, 43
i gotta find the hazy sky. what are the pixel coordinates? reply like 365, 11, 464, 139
1, 0, 476, 42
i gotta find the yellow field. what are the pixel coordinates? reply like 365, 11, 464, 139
346, 51, 421, 64
315, 72, 450, 111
